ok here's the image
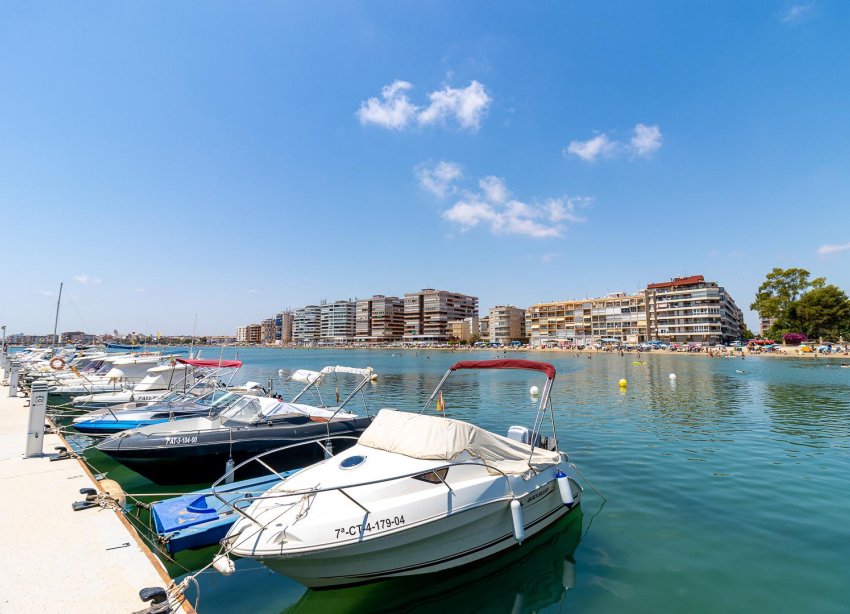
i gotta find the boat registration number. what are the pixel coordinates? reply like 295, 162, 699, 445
334, 516, 405, 539
165, 436, 198, 445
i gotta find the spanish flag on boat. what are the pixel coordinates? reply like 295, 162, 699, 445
436, 391, 445, 412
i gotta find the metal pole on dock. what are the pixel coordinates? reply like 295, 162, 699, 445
2, 354, 11, 382
7, 360, 20, 397
25, 381, 48, 457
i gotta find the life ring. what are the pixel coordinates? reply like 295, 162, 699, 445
50, 357, 65, 370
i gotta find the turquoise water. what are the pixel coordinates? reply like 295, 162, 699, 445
67, 348, 850, 612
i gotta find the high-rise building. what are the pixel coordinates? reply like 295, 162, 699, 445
403, 289, 478, 343
645, 275, 744, 343
260, 318, 276, 344
488, 306, 526, 344
355, 295, 405, 342
236, 326, 248, 343
293, 306, 321, 344
320, 300, 356, 343
275, 311, 294, 344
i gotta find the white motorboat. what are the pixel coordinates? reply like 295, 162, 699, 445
218, 359, 582, 588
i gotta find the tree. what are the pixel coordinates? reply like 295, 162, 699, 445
790, 285, 850, 341
751, 267, 825, 335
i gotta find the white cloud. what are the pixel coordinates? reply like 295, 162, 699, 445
73, 274, 90, 284
357, 80, 418, 130
540, 253, 559, 263
417, 161, 463, 198
781, 4, 813, 24
359, 80, 491, 131
417, 81, 492, 131
565, 123, 663, 161
38, 290, 53, 296
630, 123, 663, 157
817, 242, 850, 255
134, 287, 145, 293
565, 134, 616, 162
427, 169, 590, 239
479, 176, 509, 204
248, 289, 259, 294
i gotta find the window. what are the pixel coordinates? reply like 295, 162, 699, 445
413, 467, 449, 484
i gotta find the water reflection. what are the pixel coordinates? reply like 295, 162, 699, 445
285, 509, 583, 614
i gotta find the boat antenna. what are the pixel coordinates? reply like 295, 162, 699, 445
189, 313, 198, 359
51, 282, 63, 350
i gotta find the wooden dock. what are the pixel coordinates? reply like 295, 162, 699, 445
0, 382, 194, 613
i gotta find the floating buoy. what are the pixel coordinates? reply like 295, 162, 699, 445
213, 554, 236, 576
556, 470, 574, 506
510, 499, 525, 543
530, 385, 539, 397
618, 378, 628, 388
669, 373, 677, 381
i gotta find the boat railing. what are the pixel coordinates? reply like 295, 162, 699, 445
211, 436, 525, 529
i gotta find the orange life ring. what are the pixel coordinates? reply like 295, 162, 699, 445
50, 357, 65, 370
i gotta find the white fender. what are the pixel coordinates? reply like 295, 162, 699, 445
510, 499, 525, 543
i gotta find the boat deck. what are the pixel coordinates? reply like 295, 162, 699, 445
0, 382, 193, 613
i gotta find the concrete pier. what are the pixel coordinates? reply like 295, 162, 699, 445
0, 382, 193, 613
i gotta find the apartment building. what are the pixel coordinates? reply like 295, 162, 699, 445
526, 292, 647, 348
275, 311, 294, 344
449, 316, 480, 343
403, 289, 478, 343
319, 300, 356, 343
245, 323, 262, 344
236, 326, 248, 343
759, 316, 776, 337
260, 318, 276, 344
488, 306, 526, 344
645, 275, 744, 343
479, 316, 490, 343
355, 295, 405, 342
293, 305, 321, 344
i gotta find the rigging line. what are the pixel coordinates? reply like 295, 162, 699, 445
569, 462, 606, 502
65, 295, 91, 333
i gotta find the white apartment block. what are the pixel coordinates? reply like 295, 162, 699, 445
236, 326, 248, 343
449, 316, 480, 343
488, 305, 526, 344
320, 300, 356, 343
403, 289, 478, 343
293, 305, 321, 344
645, 275, 744, 343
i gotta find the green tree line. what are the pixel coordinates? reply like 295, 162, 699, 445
751, 267, 850, 341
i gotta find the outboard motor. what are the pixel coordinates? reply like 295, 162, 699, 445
507, 425, 541, 448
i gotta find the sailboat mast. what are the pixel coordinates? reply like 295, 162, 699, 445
51, 282, 63, 350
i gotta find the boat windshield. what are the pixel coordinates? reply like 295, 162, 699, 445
219, 396, 282, 423
208, 391, 241, 409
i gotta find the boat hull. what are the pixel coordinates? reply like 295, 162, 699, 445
97, 417, 372, 484
257, 482, 580, 588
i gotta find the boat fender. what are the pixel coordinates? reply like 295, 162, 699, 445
99, 479, 127, 509
556, 471, 574, 506
510, 499, 525, 543
213, 554, 236, 576
224, 458, 235, 484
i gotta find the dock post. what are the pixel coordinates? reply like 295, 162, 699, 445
7, 360, 20, 396
2, 354, 12, 382
25, 381, 48, 457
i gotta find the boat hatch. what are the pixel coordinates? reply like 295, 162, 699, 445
339, 455, 367, 470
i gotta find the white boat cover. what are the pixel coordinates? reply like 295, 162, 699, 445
320, 365, 374, 378
359, 409, 560, 476
290, 369, 323, 384
267, 402, 357, 420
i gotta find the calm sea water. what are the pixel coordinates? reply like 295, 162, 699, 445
71, 348, 850, 613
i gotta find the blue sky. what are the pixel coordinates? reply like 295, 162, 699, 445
2, 1, 849, 335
